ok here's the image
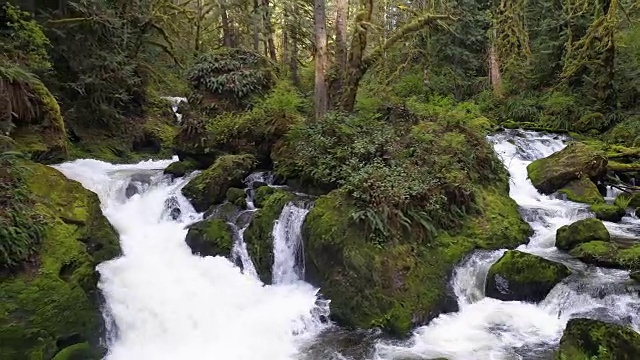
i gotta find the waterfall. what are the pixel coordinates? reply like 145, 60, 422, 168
272, 202, 310, 284
53, 159, 327, 360
374, 130, 640, 360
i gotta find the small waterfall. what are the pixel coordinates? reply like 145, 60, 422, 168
162, 96, 187, 123
374, 130, 640, 359
272, 202, 310, 284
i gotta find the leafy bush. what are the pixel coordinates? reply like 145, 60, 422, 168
0, 152, 45, 270
187, 48, 276, 114
275, 97, 506, 241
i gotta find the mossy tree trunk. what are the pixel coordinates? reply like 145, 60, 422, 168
313, 0, 328, 120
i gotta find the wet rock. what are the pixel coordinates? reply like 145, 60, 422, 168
226, 187, 247, 209
185, 218, 234, 257
556, 218, 610, 251
570, 241, 640, 271
253, 186, 277, 208
182, 154, 257, 212
527, 142, 607, 194
590, 203, 627, 223
164, 160, 197, 178
557, 177, 604, 204
557, 318, 640, 360
203, 202, 241, 223
485, 250, 570, 303
125, 183, 138, 198
252, 180, 268, 189
630, 271, 640, 283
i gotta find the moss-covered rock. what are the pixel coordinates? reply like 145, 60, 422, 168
51, 342, 98, 360
253, 185, 277, 208
590, 204, 627, 223
569, 241, 640, 270
556, 218, 610, 251
485, 250, 570, 303
226, 187, 247, 208
164, 159, 198, 178
557, 318, 640, 360
557, 177, 604, 204
244, 189, 296, 283
185, 218, 234, 258
182, 154, 257, 212
0, 160, 119, 360
527, 142, 607, 194
303, 185, 531, 336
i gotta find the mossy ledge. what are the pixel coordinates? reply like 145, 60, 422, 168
557, 318, 640, 360
302, 185, 531, 336
0, 159, 120, 360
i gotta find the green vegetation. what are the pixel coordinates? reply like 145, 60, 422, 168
485, 250, 571, 303
557, 318, 640, 360
590, 203, 627, 223
556, 218, 610, 251
570, 241, 640, 270
558, 177, 604, 205
185, 218, 234, 258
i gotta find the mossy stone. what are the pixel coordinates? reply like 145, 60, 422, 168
570, 241, 640, 270
0, 161, 119, 359
182, 154, 257, 212
557, 318, 640, 360
51, 342, 98, 360
527, 142, 607, 194
244, 189, 296, 283
590, 204, 626, 223
164, 159, 197, 178
557, 177, 604, 204
303, 185, 531, 336
556, 218, 610, 251
253, 186, 277, 208
485, 250, 570, 303
226, 187, 247, 209
185, 218, 234, 257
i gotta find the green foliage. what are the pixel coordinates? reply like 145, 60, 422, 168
557, 318, 640, 360
0, 4, 50, 71
187, 48, 276, 114
605, 116, 640, 147
277, 97, 506, 241
0, 152, 45, 270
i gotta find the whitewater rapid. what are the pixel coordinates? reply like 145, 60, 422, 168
374, 130, 640, 360
54, 158, 325, 360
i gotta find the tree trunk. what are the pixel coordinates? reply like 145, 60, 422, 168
489, 31, 503, 98
314, 0, 328, 120
264, 0, 278, 61
327, 0, 349, 109
221, 4, 233, 47
253, 0, 260, 51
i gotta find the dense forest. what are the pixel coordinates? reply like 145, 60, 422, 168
1, 0, 640, 359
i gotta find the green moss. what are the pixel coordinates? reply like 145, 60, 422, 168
558, 177, 604, 204
253, 186, 277, 208
303, 185, 530, 335
557, 318, 640, 360
51, 342, 97, 360
0, 160, 119, 359
226, 187, 247, 208
590, 203, 626, 222
244, 189, 296, 283
185, 218, 234, 257
486, 250, 570, 302
527, 142, 607, 194
182, 154, 257, 212
164, 159, 197, 178
570, 241, 640, 270
556, 218, 610, 251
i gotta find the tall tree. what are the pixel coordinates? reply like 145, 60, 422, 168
314, 0, 328, 120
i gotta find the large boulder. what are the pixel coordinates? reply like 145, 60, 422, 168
164, 159, 197, 178
485, 250, 570, 303
557, 318, 640, 360
185, 218, 234, 258
570, 241, 640, 271
243, 189, 296, 283
0, 160, 119, 359
527, 142, 607, 194
556, 218, 610, 251
182, 154, 256, 212
557, 177, 604, 204
590, 204, 627, 223
303, 187, 531, 336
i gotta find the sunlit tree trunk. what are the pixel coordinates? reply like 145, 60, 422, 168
314, 0, 328, 120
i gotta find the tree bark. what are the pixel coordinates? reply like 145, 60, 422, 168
314, 0, 328, 120
221, 4, 233, 47
489, 30, 503, 98
264, 0, 278, 61
253, 0, 260, 51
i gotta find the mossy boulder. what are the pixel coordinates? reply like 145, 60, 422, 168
244, 189, 296, 283
164, 159, 197, 178
185, 218, 234, 258
203, 202, 241, 223
226, 187, 247, 208
556, 218, 610, 251
485, 250, 570, 303
527, 142, 607, 194
253, 185, 277, 208
0, 161, 119, 359
51, 342, 98, 360
590, 204, 626, 223
557, 177, 604, 204
557, 318, 640, 360
303, 186, 531, 336
182, 154, 257, 212
569, 241, 640, 270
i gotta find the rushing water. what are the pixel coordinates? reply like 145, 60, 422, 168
52, 129, 640, 360
54, 159, 326, 360
373, 130, 640, 360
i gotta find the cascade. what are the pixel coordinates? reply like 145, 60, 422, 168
272, 202, 311, 284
